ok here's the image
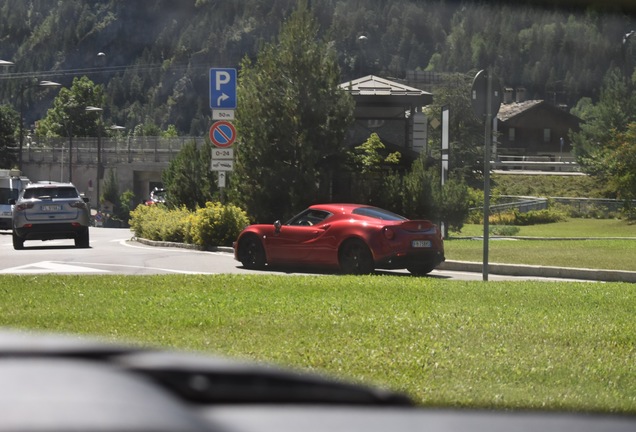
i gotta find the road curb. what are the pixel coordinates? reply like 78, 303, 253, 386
439, 260, 636, 283
132, 237, 234, 253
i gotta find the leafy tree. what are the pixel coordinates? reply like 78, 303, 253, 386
35, 76, 105, 138
230, 1, 355, 222
162, 140, 216, 210
588, 123, 636, 203
348, 132, 401, 205
400, 153, 470, 232
0, 105, 19, 168
570, 68, 636, 198
571, 68, 636, 154
101, 168, 135, 224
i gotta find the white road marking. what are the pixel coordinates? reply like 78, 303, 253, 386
0, 261, 108, 274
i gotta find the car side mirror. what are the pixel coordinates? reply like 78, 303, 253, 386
83, 197, 90, 204
274, 220, 282, 234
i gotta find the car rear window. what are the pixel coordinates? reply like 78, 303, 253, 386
352, 207, 407, 221
23, 187, 79, 199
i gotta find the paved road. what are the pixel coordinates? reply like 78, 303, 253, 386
0, 227, 613, 281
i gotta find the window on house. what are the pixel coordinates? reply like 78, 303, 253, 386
544, 128, 551, 142
508, 128, 515, 141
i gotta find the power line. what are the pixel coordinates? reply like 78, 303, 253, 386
0, 62, 213, 82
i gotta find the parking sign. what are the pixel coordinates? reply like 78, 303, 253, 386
210, 68, 237, 109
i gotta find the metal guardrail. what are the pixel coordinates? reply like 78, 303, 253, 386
472, 195, 633, 217
492, 160, 580, 172
18, 136, 206, 165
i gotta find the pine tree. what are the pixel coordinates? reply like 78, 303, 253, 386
230, 1, 354, 222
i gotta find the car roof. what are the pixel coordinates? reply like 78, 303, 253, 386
308, 203, 373, 215
27, 181, 76, 188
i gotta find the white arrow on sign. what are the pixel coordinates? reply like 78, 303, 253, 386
217, 93, 229, 106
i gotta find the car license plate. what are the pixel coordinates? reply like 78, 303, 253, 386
412, 240, 431, 248
41, 205, 62, 211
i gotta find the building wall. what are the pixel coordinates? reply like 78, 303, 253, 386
19, 136, 204, 209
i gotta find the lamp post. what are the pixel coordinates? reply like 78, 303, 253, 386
18, 80, 62, 171
85, 106, 103, 210
622, 30, 635, 79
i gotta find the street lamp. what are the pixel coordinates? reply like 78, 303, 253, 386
0, 60, 14, 66
85, 106, 103, 210
18, 80, 62, 171
622, 30, 635, 79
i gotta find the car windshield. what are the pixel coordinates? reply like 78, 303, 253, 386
23, 187, 79, 199
352, 207, 407, 221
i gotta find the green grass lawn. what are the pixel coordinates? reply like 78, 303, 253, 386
447, 219, 636, 271
2, 274, 636, 414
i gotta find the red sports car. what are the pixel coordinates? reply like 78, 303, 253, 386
234, 203, 445, 275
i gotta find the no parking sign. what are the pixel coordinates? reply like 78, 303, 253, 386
209, 121, 236, 148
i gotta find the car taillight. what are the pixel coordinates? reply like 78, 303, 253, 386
383, 227, 395, 240
15, 203, 34, 212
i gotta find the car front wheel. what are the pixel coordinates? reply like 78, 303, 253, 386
238, 235, 266, 269
339, 239, 374, 275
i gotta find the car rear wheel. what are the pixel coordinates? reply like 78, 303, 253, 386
75, 227, 90, 248
339, 239, 374, 275
239, 235, 266, 269
12, 232, 24, 250
407, 264, 436, 276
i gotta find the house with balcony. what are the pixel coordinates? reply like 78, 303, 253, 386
495, 87, 581, 163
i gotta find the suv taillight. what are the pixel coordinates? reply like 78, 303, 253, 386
69, 201, 87, 209
15, 203, 34, 212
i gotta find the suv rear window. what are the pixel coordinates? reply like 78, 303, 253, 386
23, 187, 79, 199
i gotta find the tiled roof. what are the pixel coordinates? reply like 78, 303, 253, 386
497, 100, 543, 121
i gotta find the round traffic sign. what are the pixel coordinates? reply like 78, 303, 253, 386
209, 120, 236, 148
471, 69, 502, 120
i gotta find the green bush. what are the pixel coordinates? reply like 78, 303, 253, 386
189, 202, 250, 247
129, 204, 191, 243
489, 225, 521, 236
129, 202, 249, 247
513, 208, 568, 225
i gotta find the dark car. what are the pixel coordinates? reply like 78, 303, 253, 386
145, 187, 167, 206
10, 181, 91, 250
234, 203, 444, 275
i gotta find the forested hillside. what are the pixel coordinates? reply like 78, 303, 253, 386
0, 0, 634, 136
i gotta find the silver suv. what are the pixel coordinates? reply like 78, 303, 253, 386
10, 181, 90, 250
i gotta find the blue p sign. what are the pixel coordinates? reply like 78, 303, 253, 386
210, 68, 237, 109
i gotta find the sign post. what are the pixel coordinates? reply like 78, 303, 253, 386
209, 67, 238, 203
471, 69, 502, 281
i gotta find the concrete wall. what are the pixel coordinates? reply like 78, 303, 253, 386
19, 136, 204, 209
